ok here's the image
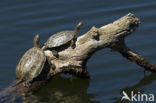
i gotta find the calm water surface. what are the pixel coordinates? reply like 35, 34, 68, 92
0, 0, 156, 103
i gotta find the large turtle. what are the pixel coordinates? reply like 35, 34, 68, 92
42, 21, 83, 57
15, 34, 46, 87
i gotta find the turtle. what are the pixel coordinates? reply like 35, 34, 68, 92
15, 34, 46, 87
42, 21, 83, 57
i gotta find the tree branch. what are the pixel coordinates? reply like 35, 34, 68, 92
1, 13, 155, 98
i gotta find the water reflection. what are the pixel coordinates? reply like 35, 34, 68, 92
22, 75, 99, 103
113, 73, 156, 103
0, 92, 22, 103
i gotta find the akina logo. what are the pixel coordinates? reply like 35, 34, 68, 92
121, 91, 155, 102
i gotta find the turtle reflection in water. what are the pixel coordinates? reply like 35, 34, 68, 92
42, 21, 83, 57
15, 35, 49, 87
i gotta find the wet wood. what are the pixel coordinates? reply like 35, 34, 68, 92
1, 13, 155, 97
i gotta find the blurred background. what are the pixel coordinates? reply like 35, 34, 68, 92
0, 0, 156, 103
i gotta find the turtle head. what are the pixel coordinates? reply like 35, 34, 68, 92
33, 34, 40, 48
76, 21, 83, 29
74, 21, 84, 35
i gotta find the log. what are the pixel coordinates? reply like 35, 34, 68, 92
0, 13, 156, 99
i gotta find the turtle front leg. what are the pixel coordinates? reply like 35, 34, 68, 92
52, 50, 59, 58
70, 39, 76, 49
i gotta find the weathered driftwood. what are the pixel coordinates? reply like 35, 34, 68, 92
1, 13, 156, 98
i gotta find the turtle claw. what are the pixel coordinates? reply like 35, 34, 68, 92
23, 82, 31, 88
71, 44, 76, 49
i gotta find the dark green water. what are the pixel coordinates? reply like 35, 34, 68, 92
0, 0, 156, 103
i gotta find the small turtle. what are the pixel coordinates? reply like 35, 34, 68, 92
42, 21, 83, 57
15, 34, 46, 87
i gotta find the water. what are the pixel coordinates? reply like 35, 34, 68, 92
0, 0, 156, 103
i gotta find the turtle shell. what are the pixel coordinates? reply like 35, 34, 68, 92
16, 47, 46, 82
44, 30, 74, 48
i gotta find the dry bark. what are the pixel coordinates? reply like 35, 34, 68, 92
1, 13, 156, 98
